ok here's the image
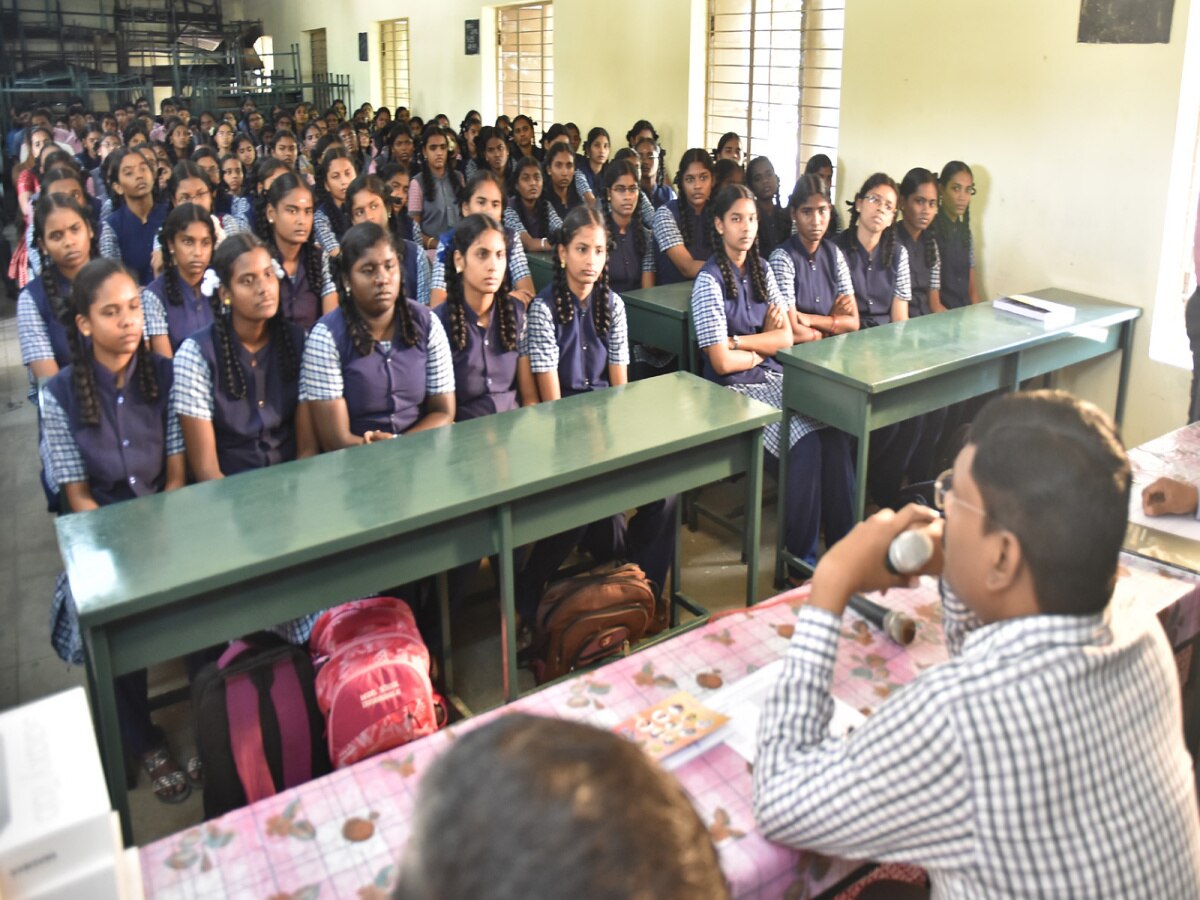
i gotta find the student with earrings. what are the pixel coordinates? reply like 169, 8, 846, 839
42, 258, 191, 803
99, 147, 169, 285
603, 160, 655, 295
574, 127, 611, 208
542, 141, 584, 221
895, 168, 943, 318
804, 154, 841, 235
171, 232, 315, 479
517, 205, 677, 633
428, 171, 534, 307
299, 222, 455, 449
932, 160, 979, 308
694, 184, 853, 573
256, 172, 337, 331
410, 125, 465, 252
344, 173, 432, 305
505, 155, 562, 255
747, 156, 791, 257
653, 148, 715, 284
312, 146, 358, 256
142, 203, 215, 357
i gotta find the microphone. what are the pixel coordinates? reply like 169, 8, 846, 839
844, 528, 932, 646
849, 594, 917, 646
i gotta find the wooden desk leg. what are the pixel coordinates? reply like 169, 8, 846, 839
86, 627, 133, 844
496, 503, 519, 703
436, 571, 453, 694
745, 429, 764, 606
774, 409, 791, 589
1115, 321, 1134, 429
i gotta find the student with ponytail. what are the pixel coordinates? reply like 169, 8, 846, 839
298, 222, 455, 449
505, 155, 562, 255
652, 148, 715, 284
171, 232, 315, 479
142, 203, 215, 356
99, 146, 169, 285
24, 164, 101, 281
931, 160, 979, 308
257, 172, 337, 330
628, 121, 674, 209
42, 258, 191, 804
516, 205, 676, 628
312, 146, 358, 255
345, 172, 432, 304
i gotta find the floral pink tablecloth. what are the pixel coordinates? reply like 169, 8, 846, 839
140, 554, 1200, 900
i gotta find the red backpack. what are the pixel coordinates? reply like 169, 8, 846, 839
310, 597, 445, 769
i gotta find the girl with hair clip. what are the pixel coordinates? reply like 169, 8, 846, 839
803, 154, 841, 234
931, 160, 979, 308
693, 183, 853, 573
505, 155, 563, 256
714, 132, 742, 165
509, 114, 541, 163
474, 125, 513, 185
768, 173, 857, 341
345, 173, 432, 305
516, 205, 677, 634
142, 203, 215, 356
543, 141, 584, 221
171, 232, 315, 480
99, 147, 169, 286
298, 222, 455, 449
429, 170, 534, 307
256, 172, 337, 331
652, 148, 716, 284
634, 135, 675, 210
312, 146, 358, 256
410, 124, 464, 252
747, 156, 791, 257
41, 258, 192, 804
574, 127, 611, 208
895, 167, 943, 318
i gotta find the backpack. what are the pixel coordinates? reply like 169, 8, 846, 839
532, 562, 659, 684
192, 634, 330, 818
310, 597, 444, 769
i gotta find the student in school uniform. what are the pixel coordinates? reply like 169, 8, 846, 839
602, 160, 655, 296
542, 141, 584, 222
312, 146, 358, 256
695, 183, 853, 573
267, 129, 300, 174
931, 160, 979, 309
142, 203, 214, 357
428, 171, 534, 307
240, 156, 290, 235
345, 173, 432, 304
42, 258, 192, 804
517, 205, 677, 631
377, 161, 416, 242
220, 154, 245, 206
23, 164, 103, 280
385, 122, 418, 175
99, 147, 169, 286
474, 125, 514, 186
254, 172, 337, 331
509, 114, 541, 164
714, 132, 742, 165
747, 156, 792, 258
635, 135, 675, 210
573, 127, 611, 208
652, 148, 715, 284
457, 116, 481, 179
298, 222, 455, 449
410, 125, 465, 253
505, 155, 562, 256
146, 160, 241, 275
232, 133, 257, 174
189, 146, 231, 216
804, 154, 841, 235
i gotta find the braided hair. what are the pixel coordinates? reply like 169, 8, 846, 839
167, 160, 212, 212
475, 126, 510, 181
418, 123, 456, 208
602, 159, 646, 260
510, 155, 553, 238
709, 184, 769, 305
332, 222, 416, 356
583, 126, 611, 180
838, 172, 898, 270
444, 214, 517, 353
315, 146, 357, 239
33, 193, 96, 328
246, 157, 291, 241
67, 259, 160, 426
899, 167, 941, 269
938, 160, 974, 229
158, 203, 214, 307
673, 148, 715, 257
551, 205, 612, 338
262, 173, 325, 302
542, 141, 582, 212
786, 173, 834, 243
208, 233, 301, 400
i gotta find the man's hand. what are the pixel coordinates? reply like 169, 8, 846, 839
809, 504, 943, 616
1142, 477, 1199, 517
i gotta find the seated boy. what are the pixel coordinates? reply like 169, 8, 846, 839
755, 390, 1200, 898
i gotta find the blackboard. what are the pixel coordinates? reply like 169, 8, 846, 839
359, 32, 368, 62
1078, 0, 1173, 43
465, 19, 480, 56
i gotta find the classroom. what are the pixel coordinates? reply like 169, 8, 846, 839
2, 0, 1200, 897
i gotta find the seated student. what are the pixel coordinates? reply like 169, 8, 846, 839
147, 160, 243, 279
542, 141, 585, 222
299, 222, 455, 449
255, 172, 337, 331
24, 163, 103, 279
517, 205, 676, 631
714, 131, 742, 165
505, 155, 562, 256
395, 714, 729, 900
142, 203, 215, 357
410, 125, 465, 252
345, 173, 431, 304
573, 127, 610, 208
509, 113, 541, 164
694, 184, 853, 573
602, 159, 655, 295
803, 154, 841, 235
239, 156, 290, 235
312, 146, 357, 256
931, 160, 979, 308
653, 148, 715, 284
428, 171, 534, 307
746, 156, 791, 258
376, 161, 416, 243
474, 125, 514, 187
99, 147, 169, 286
754, 390, 1200, 898
713, 157, 745, 196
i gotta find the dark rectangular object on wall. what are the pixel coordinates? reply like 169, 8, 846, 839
359, 32, 369, 61
1078, 0, 1174, 43
465, 19, 480, 55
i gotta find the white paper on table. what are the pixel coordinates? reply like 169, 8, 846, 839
1129, 477, 1200, 542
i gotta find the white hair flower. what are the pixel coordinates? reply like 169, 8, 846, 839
272, 258, 286, 280
199, 268, 221, 298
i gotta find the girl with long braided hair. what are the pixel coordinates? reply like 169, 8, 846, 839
238, 155, 289, 234
98, 147, 169, 286
298, 222, 455, 449
312, 146, 358, 255
652, 148, 715, 284
542, 141, 584, 222
515, 205, 677, 630
171, 232, 314, 479
142, 203, 215, 357
931, 160, 979, 308
746, 156, 792, 258
344, 173, 432, 304
693, 183, 852, 575
506, 155, 562, 256
260, 172, 337, 330
603, 159, 655, 295
42, 258, 190, 804
410, 124, 464, 251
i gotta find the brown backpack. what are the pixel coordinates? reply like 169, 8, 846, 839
532, 562, 662, 684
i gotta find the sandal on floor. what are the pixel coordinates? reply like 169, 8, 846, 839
142, 745, 191, 804
185, 754, 205, 788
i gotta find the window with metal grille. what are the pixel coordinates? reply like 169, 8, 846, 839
497, 2, 553, 128
705, 0, 843, 191
380, 18, 411, 111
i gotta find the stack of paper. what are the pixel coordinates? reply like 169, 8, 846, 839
993, 294, 1077, 328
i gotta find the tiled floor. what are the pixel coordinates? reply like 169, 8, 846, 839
0, 273, 786, 845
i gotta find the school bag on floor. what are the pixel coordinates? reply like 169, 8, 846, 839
310, 597, 445, 769
192, 634, 331, 818
532, 562, 659, 684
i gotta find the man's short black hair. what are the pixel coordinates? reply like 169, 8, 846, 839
969, 390, 1130, 616
396, 714, 729, 900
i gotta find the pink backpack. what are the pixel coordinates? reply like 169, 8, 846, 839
310, 597, 444, 769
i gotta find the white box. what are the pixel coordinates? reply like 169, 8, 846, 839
0, 688, 119, 899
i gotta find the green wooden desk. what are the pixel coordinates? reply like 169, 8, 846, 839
621, 281, 699, 375
528, 250, 554, 292
58, 373, 777, 842
775, 287, 1141, 582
